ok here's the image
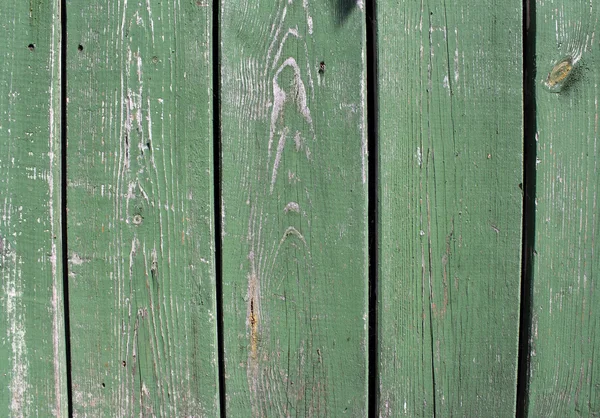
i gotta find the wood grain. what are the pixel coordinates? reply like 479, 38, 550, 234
0, 0, 68, 416
375, 1, 523, 416
219, 0, 369, 415
66, 0, 220, 415
527, 1, 600, 416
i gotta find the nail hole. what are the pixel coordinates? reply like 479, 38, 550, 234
122, 360, 126, 367
77, 44, 84, 52
101, 382, 105, 388
28, 44, 35, 51
132, 214, 143, 225
319, 61, 325, 74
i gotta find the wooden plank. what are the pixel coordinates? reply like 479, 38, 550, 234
526, 2, 600, 416
66, 1, 220, 415
375, 1, 523, 416
0, 1, 68, 416
219, 1, 369, 415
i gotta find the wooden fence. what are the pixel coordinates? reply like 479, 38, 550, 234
0, 0, 598, 416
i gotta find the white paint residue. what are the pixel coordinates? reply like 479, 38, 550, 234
280, 226, 307, 246
443, 74, 449, 89
120, 0, 129, 37
146, 0, 155, 44
268, 57, 314, 189
136, 51, 143, 85
5, 252, 30, 415
303, 0, 313, 35
293, 130, 303, 151
360, 50, 367, 184
271, 28, 301, 71
270, 128, 288, 194
416, 147, 422, 167
69, 253, 86, 265
454, 42, 459, 82
48, 7, 62, 415
270, 226, 310, 275
129, 237, 138, 278
284, 202, 301, 213
263, 1, 288, 80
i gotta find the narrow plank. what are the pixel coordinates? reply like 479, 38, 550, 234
376, 1, 523, 416
66, 0, 220, 415
527, 2, 600, 416
220, 1, 369, 415
0, 1, 68, 416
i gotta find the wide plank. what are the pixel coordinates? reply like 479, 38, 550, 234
219, 1, 369, 415
376, 1, 523, 416
66, 1, 220, 415
0, 1, 68, 416
526, 2, 600, 416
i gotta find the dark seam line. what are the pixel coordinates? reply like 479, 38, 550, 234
59, 0, 74, 416
366, 0, 379, 417
212, 1, 226, 417
516, 0, 536, 416
426, 10, 438, 417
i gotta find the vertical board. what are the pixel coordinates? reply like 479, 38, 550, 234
527, 2, 600, 416
220, 0, 369, 416
376, 1, 523, 416
0, 0, 68, 416
66, 0, 219, 415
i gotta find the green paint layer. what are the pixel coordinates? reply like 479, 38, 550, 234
0, 0, 68, 416
376, 1, 523, 416
527, 2, 600, 416
66, 1, 220, 415
219, 1, 369, 415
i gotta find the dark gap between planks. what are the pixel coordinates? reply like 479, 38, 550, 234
59, 0, 74, 415
212, 1, 227, 416
366, 0, 379, 416
516, 0, 537, 416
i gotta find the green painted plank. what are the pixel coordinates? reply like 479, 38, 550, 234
376, 2, 523, 416
66, 0, 219, 415
219, 1, 369, 416
527, 2, 600, 416
0, 1, 68, 416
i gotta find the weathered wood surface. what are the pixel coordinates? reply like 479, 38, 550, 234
0, 1, 68, 416
527, 2, 600, 416
219, 0, 369, 416
375, 1, 523, 416
66, 0, 220, 415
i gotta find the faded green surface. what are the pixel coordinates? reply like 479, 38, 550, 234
219, 1, 369, 416
375, 1, 523, 416
0, 0, 68, 416
66, 0, 220, 415
527, 2, 600, 416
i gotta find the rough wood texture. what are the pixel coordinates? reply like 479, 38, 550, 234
527, 2, 600, 416
219, 0, 369, 415
375, 1, 523, 416
66, 1, 220, 415
0, 1, 68, 416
